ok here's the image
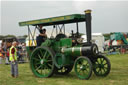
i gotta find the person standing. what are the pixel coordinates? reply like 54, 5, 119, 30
9, 41, 18, 78
0, 47, 3, 64
5, 48, 10, 65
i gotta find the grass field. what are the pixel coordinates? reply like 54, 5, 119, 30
0, 54, 128, 85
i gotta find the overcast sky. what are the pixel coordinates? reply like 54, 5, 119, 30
1, 1, 128, 36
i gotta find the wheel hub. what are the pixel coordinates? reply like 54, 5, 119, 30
98, 64, 104, 68
80, 65, 86, 70
40, 59, 44, 64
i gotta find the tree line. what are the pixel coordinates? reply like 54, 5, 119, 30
0, 35, 27, 40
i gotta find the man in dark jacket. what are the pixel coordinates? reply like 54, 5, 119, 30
36, 25, 47, 46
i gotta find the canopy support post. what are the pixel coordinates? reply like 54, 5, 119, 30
63, 24, 65, 34
76, 22, 79, 38
28, 25, 30, 46
57, 24, 64, 34
27, 25, 37, 46
56, 25, 58, 35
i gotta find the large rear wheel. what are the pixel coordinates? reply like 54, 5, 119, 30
30, 46, 55, 78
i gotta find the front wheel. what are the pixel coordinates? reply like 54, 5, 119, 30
93, 55, 111, 76
74, 56, 93, 80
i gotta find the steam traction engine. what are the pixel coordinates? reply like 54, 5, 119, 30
19, 10, 111, 79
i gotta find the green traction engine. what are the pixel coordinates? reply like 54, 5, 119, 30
19, 10, 111, 80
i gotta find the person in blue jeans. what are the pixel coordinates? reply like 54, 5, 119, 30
9, 41, 18, 78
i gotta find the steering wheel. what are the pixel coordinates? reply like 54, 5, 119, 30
55, 34, 67, 41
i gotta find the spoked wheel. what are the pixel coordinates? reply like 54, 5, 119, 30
55, 65, 73, 75
74, 56, 92, 80
30, 46, 55, 78
93, 55, 111, 76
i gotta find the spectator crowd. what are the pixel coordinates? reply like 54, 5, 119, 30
0, 42, 27, 64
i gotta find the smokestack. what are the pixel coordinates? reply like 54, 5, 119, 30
84, 10, 92, 44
